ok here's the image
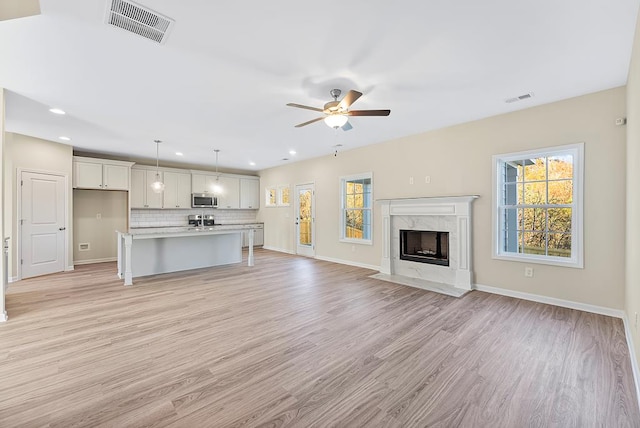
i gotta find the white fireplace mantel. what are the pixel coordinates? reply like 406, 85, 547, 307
377, 196, 479, 293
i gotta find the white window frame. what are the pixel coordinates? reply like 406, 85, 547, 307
339, 172, 373, 245
492, 143, 584, 268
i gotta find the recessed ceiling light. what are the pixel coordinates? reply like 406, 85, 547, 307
58, 136, 71, 141
282, 158, 289, 161
49, 108, 66, 115
175, 152, 183, 156
289, 150, 297, 155
249, 161, 256, 166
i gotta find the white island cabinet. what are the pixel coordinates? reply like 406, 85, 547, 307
116, 225, 257, 286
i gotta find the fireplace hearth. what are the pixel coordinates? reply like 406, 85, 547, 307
400, 230, 449, 266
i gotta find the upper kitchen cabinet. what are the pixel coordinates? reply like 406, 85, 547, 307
240, 178, 260, 209
217, 176, 240, 209
131, 167, 163, 209
163, 171, 191, 209
73, 157, 134, 190
191, 173, 217, 194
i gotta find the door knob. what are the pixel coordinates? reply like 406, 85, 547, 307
59, 227, 66, 231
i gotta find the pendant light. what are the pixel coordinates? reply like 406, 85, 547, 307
324, 114, 348, 129
211, 149, 223, 195
150, 139, 165, 193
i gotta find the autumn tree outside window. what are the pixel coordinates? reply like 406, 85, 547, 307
492, 143, 584, 268
340, 173, 373, 244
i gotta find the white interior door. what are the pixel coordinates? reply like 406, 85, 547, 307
21, 171, 66, 279
295, 183, 315, 257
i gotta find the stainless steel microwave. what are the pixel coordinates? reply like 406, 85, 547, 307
192, 193, 217, 208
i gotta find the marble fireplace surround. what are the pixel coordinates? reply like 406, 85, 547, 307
375, 196, 478, 297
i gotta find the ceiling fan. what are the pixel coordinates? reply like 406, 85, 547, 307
286, 89, 390, 130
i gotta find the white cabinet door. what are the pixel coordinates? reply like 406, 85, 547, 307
130, 169, 146, 208
217, 176, 240, 209
242, 228, 264, 247
240, 178, 260, 209
131, 168, 163, 208
146, 170, 163, 208
191, 174, 207, 193
103, 164, 129, 190
164, 172, 191, 208
73, 161, 103, 189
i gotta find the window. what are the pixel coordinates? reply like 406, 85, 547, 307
492, 143, 583, 268
340, 173, 373, 244
265, 188, 277, 207
278, 186, 290, 206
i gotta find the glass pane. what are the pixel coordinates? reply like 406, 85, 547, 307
502, 208, 520, 231
298, 189, 312, 246
548, 208, 572, 233
280, 187, 290, 205
548, 180, 573, 204
524, 182, 547, 205
345, 210, 364, 239
502, 228, 519, 253
346, 182, 354, 195
346, 195, 356, 208
268, 189, 277, 205
517, 183, 524, 205
503, 162, 520, 183
523, 208, 546, 231
503, 183, 517, 205
523, 232, 546, 255
548, 233, 571, 257
523, 157, 546, 182
548, 155, 573, 180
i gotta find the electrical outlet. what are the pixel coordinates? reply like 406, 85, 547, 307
351, 245, 356, 253
524, 267, 534, 278
409, 176, 414, 185
96, 213, 102, 220
425, 176, 431, 184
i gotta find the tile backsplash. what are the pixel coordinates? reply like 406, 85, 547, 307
130, 208, 258, 228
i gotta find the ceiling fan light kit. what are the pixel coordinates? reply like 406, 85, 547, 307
287, 89, 390, 130
324, 114, 348, 128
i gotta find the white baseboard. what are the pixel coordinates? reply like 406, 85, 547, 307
314, 255, 379, 271
8, 276, 17, 283
261, 246, 295, 255
473, 283, 625, 319
73, 258, 116, 266
622, 314, 640, 413
0, 311, 7, 322
65, 265, 75, 272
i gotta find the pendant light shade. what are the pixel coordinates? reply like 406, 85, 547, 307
151, 140, 165, 193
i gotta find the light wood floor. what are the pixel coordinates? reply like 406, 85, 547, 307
1, 249, 638, 427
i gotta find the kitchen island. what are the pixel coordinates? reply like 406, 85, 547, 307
116, 224, 260, 286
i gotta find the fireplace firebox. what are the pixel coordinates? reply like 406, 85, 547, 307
400, 230, 449, 266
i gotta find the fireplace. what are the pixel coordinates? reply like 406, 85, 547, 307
400, 230, 449, 266
378, 196, 478, 292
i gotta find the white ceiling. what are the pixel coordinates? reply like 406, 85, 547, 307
1, 0, 638, 171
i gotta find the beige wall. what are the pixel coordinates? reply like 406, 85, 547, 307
4, 133, 73, 277
73, 189, 127, 263
259, 87, 627, 309
626, 9, 640, 375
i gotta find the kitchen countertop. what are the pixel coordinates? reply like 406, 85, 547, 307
124, 223, 263, 236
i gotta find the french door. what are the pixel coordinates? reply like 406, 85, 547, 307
295, 183, 315, 257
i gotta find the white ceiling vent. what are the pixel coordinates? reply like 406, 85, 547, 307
105, 0, 174, 44
505, 92, 534, 104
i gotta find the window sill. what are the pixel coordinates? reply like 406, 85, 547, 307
340, 238, 373, 246
493, 252, 583, 269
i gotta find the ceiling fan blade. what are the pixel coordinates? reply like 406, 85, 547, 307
347, 109, 391, 117
295, 116, 325, 128
286, 103, 324, 112
342, 121, 353, 131
337, 90, 363, 110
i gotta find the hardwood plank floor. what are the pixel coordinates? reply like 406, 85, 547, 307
0, 249, 638, 427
